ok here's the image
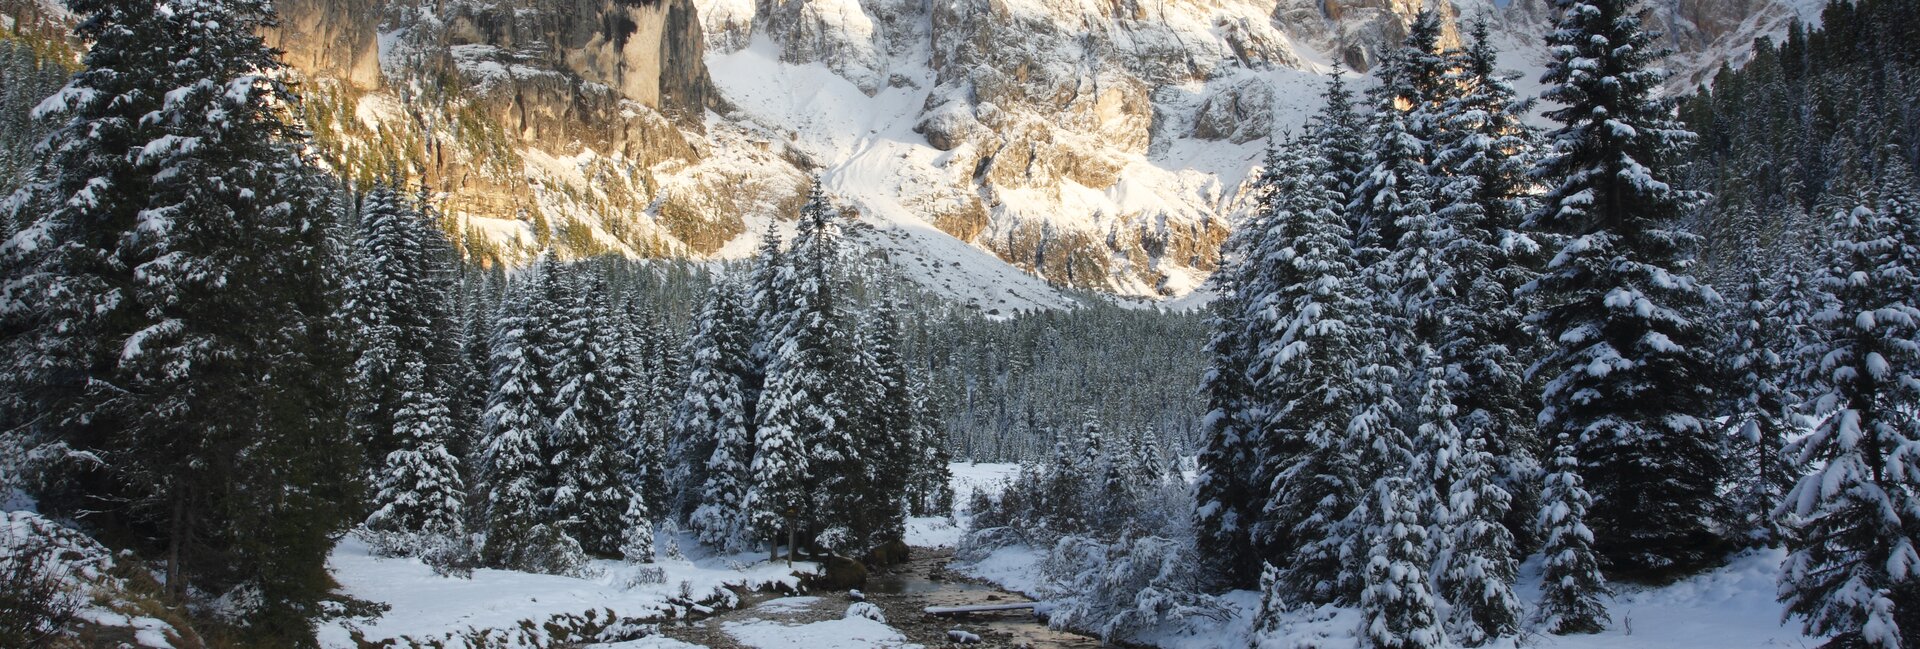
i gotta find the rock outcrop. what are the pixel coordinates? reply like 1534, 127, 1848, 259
261, 0, 1814, 299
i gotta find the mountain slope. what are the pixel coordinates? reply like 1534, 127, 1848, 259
257, 0, 1821, 306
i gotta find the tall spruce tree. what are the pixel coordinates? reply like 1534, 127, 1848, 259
1195, 146, 1283, 590
1241, 139, 1377, 604
1314, 69, 1370, 208
1349, 9, 1447, 262
0, 0, 360, 638
350, 183, 467, 552
750, 181, 851, 555
850, 296, 917, 550
548, 267, 643, 556
1432, 19, 1542, 472
907, 382, 955, 517
363, 358, 468, 550
1525, 0, 1727, 577
347, 183, 459, 470
1721, 267, 1798, 544
479, 257, 557, 568
683, 280, 759, 551
1778, 185, 1920, 649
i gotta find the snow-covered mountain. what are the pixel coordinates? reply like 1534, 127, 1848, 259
265, 0, 1820, 308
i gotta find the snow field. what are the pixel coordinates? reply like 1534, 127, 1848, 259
317, 534, 819, 647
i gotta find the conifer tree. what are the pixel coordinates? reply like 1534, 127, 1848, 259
1778, 185, 1920, 649
907, 384, 955, 517
479, 264, 556, 567
851, 296, 917, 547
683, 280, 759, 551
364, 359, 468, 549
750, 181, 849, 554
621, 495, 657, 563
1313, 70, 1369, 207
1432, 19, 1542, 477
1443, 436, 1522, 645
548, 268, 643, 556
0, 0, 360, 636
346, 183, 459, 470
1350, 9, 1447, 261
1242, 139, 1378, 604
1721, 267, 1797, 544
1525, 0, 1727, 576
1195, 147, 1281, 590
1359, 476, 1444, 649
1535, 433, 1608, 634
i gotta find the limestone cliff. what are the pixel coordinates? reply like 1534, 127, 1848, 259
257, 0, 1816, 303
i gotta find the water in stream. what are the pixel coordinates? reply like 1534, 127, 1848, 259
655, 547, 1108, 648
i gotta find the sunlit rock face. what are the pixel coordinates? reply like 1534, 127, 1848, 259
267, 0, 1808, 300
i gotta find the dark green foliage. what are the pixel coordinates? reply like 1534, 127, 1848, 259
1527, 0, 1729, 579
0, 0, 361, 641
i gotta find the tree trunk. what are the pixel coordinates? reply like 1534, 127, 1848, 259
167, 485, 185, 599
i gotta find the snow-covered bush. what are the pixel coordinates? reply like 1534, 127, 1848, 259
485, 523, 595, 578
0, 511, 113, 647
0, 526, 81, 647
966, 424, 1188, 545
954, 526, 1027, 563
1041, 535, 1229, 644
361, 529, 481, 578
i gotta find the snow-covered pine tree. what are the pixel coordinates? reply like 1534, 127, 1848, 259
683, 280, 760, 551
637, 312, 683, 513
364, 358, 468, 551
750, 180, 851, 555
1345, 334, 1429, 649
452, 268, 506, 467
617, 301, 670, 522
1778, 178, 1920, 649
347, 182, 461, 488
1195, 146, 1283, 590
1525, 0, 1727, 577
1443, 434, 1522, 646
0, 0, 361, 635
479, 263, 557, 568
1408, 348, 1463, 544
548, 267, 644, 556
1535, 433, 1608, 634
748, 218, 790, 373
906, 382, 955, 517
1314, 70, 1370, 208
852, 296, 917, 547
1241, 139, 1375, 604
1349, 9, 1447, 263
1720, 266, 1797, 545
1359, 475, 1445, 649
1431, 19, 1543, 478
621, 494, 657, 563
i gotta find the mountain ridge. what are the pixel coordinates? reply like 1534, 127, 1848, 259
250, 0, 1821, 309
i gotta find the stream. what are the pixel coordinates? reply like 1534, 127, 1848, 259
653, 547, 1108, 648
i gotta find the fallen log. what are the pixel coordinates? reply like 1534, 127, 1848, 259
924, 602, 1038, 615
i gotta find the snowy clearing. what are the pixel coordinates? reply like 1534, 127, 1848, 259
318, 461, 1821, 649
317, 534, 818, 647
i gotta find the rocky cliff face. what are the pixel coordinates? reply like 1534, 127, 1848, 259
265, 0, 1819, 305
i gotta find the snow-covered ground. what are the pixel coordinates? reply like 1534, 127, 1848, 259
318, 464, 1020, 647
317, 534, 819, 647
953, 518, 1824, 648
320, 461, 1820, 648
